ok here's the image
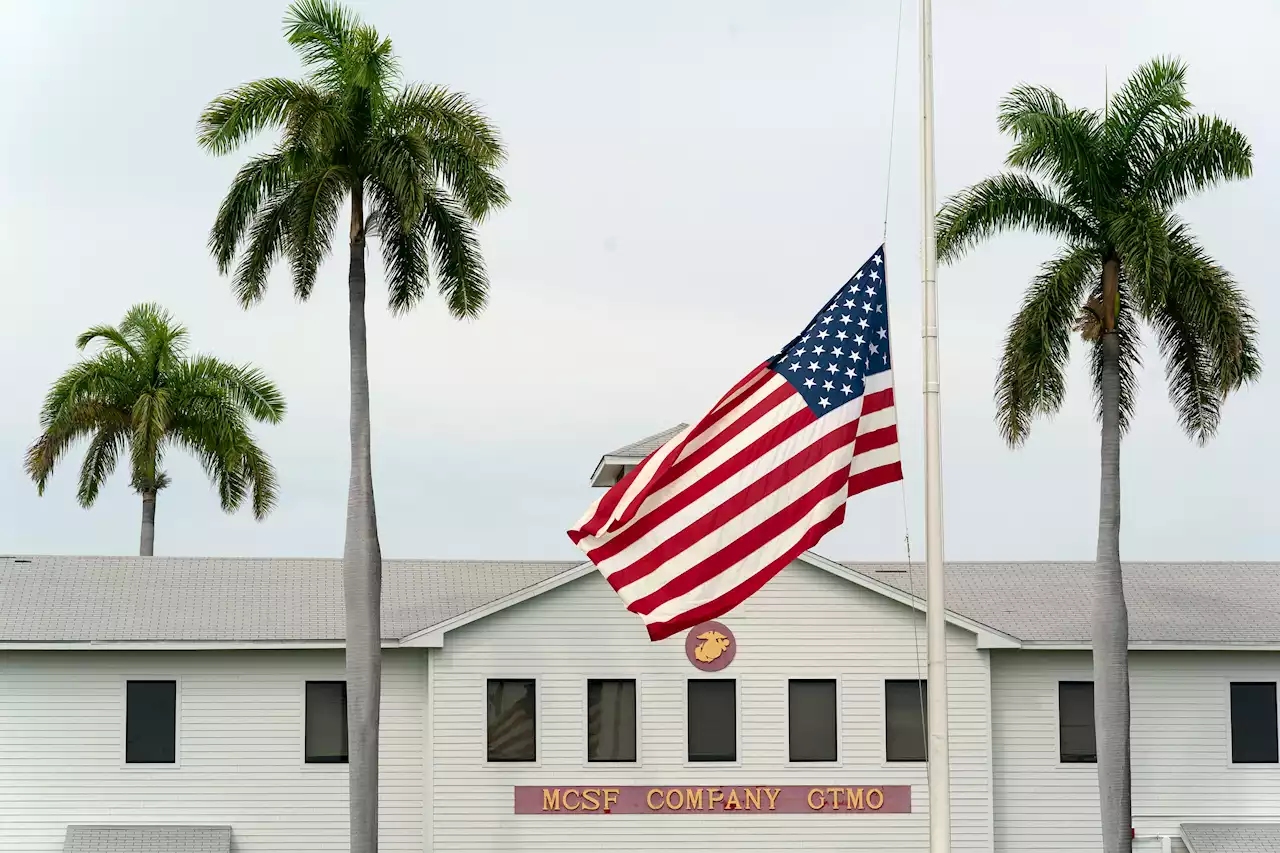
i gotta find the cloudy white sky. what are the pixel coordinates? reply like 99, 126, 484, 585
2, 0, 1276, 562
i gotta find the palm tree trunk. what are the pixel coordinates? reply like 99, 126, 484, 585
1095, 257, 1131, 853
139, 489, 157, 556
344, 180, 383, 853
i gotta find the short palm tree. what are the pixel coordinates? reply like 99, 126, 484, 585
25, 303, 285, 556
937, 58, 1259, 853
197, 2, 507, 850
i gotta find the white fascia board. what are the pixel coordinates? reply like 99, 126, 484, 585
398, 561, 598, 647
799, 552, 1023, 649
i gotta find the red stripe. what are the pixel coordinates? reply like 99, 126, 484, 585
848, 459, 903, 497
710, 363, 770, 415
860, 387, 894, 416
607, 379, 795, 534
628, 465, 852, 616
852, 424, 898, 456
573, 449, 661, 538
587, 405, 816, 564
602, 415, 859, 590
644, 508, 847, 641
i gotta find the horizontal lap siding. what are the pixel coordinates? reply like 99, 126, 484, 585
431, 563, 993, 852
0, 649, 425, 852
992, 650, 1280, 853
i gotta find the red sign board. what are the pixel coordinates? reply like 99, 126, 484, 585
514, 785, 911, 814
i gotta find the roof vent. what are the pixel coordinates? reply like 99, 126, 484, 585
589, 424, 688, 487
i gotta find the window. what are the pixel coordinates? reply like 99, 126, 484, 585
487, 679, 537, 762
688, 679, 736, 762
1059, 681, 1097, 763
789, 679, 838, 762
885, 679, 927, 762
587, 679, 637, 762
1231, 682, 1279, 764
305, 681, 348, 763
125, 680, 176, 764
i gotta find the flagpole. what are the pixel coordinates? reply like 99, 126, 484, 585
919, 0, 952, 851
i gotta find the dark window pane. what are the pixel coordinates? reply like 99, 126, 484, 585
487, 679, 536, 762
1231, 682, 1279, 764
588, 679, 637, 762
305, 681, 348, 764
1058, 681, 1097, 763
789, 680, 838, 762
886, 680, 927, 762
125, 680, 176, 764
688, 680, 736, 762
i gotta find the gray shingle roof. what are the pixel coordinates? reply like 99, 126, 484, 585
0, 556, 580, 643
607, 424, 688, 459
64, 825, 231, 853
843, 561, 1280, 644
1182, 822, 1280, 853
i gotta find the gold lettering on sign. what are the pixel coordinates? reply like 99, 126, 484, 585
807, 788, 825, 810
542, 789, 560, 811
846, 788, 864, 810
744, 788, 762, 810
708, 789, 724, 810
646, 789, 663, 810
693, 631, 732, 663
725, 789, 741, 810
682, 788, 701, 810
665, 788, 684, 810
765, 788, 781, 810
825, 787, 842, 810
563, 789, 582, 811
582, 789, 600, 811
604, 789, 619, 811
867, 788, 884, 810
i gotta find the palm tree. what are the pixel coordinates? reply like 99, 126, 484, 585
936, 58, 1259, 853
25, 303, 285, 556
196, 2, 507, 849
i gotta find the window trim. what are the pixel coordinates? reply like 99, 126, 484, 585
1056, 680, 1098, 766
483, 676, 541, 767
581, 675, 643, 768
882, 677, 929, 765
684, 676, 741, 767
120, 676, 181, 769
1226, 679, 1280, 767
301, 679, 349, 767
785, 675, 843, 767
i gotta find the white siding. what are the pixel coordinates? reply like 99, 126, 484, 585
992, 650, 1280, 853
431, 562, 993, 852
0, 649, 426, 852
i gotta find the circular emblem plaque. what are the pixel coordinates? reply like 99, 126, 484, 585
685, 620, 736, 671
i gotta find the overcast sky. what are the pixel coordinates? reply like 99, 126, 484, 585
2, 0, 1276, 563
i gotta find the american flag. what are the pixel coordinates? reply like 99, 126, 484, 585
569, 246, 903, 641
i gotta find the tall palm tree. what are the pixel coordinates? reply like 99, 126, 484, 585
25, 303, 285, 556
197, 2, 507, 849
936, 58, 1259, 853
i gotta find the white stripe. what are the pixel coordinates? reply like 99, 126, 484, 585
581, 394, 811, 553
850, 443, 901, 475
854, 404, 896, 437
607, 423, 690, 524
710, 366, 771, 416
591, 395, 859, 574
643, 483, 851, 624
679, 373, 789, 460
614, 431, 857, 603
862, 369, 894, 396
572, 492, 607, 531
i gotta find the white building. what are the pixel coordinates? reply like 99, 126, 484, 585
2, 432, 1279, 853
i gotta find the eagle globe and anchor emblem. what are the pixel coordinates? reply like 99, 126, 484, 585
684, 620, 736, 671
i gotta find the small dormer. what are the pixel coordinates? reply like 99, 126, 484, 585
589, 424, 688, 487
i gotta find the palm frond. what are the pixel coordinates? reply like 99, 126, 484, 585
175, 357, 287, 425
129, 390, 170, 492
232, 182, 299, 306
936, 174, 1098, 265
198, 78, 323, 155
76, 428, 126, 507
210, 149, 301, 274
284, 0, 358, 70
994, 246, 1098, 445
998, 84, 1109, 207
419, 186, 490, 318
389, 84, 506, 167
1138, 115, 1252, 208
75, 324, 140, 359
368, 177, 429, 310
1106, 203, 1173, 312
286, 164, 350, 299
1106, 56, 1191, 149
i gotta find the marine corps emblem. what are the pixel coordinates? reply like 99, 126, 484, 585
684, 620, 736, 671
